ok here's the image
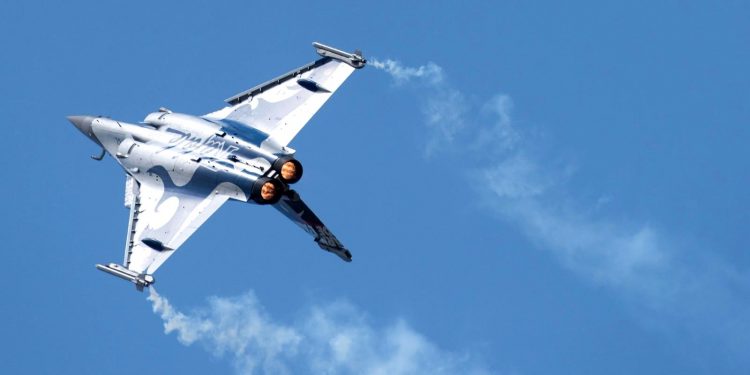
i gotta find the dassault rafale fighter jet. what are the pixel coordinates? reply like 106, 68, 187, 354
68, 42, 365, 291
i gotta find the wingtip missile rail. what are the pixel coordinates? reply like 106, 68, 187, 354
96, 263, 154, 291
313, 42, 367, 69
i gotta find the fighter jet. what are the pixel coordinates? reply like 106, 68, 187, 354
68, 42, 365, 291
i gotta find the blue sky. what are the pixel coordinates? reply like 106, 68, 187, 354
1, 1, 748, 374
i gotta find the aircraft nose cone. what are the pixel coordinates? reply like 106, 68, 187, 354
67, 115, 102, 146
67, 115, 95, 136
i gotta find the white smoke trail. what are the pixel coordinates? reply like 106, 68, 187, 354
370, 57, 675, 293
147, 288, 490, 375
371, 59, 467, 157
372, 58, 750, 360
148, 288, 300, 374
370, 59, 444, 86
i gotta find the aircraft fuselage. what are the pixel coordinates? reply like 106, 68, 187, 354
69, 111, 297, 205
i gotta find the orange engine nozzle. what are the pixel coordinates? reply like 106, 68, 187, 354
260, 181, 277, 201
273, 157, 303, 184
251, 177, 284, 204
280, 161, 297, 181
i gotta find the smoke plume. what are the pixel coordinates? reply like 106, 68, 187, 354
147, 288, 489, 375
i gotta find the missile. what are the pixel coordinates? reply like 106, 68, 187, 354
96, 263, 154, 291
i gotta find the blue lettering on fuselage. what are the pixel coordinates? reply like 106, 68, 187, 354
163, 129, 240, 159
